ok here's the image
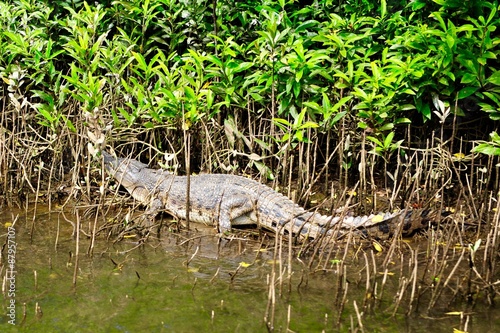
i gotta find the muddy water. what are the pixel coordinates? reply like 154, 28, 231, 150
0, 207, 499, 332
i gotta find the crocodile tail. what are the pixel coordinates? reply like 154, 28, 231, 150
300, 208, 450, 240
398, 208, 452, 235
342, 208, 451, 238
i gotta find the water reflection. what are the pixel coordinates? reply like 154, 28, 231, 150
0, 207, 498, 332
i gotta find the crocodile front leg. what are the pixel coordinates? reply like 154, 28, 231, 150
140, 197, 163, 227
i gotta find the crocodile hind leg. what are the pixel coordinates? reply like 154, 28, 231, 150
218, 196, 257, 233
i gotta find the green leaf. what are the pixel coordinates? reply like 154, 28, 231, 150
293, 81, 301, 99
491, 132, 500, 144
488, 113, 500, 121
330, 111, 347, 125
486, 4, 497, 25
472, 143, 500, 155
133, 52, 148, 71
412, 0, 426, 10
418, 103, 431, 120
295, 107, 306, 127
487, 71, 500, 85
233, 62, 253, 73
380, 0, 387, 19
253, 161, 274, 180
379, 123, 394, 131
371, 61, 380, 83
483, 51, 496, 59
461, 73, 479, 84
303, 101, 322, 113
295, 130, 304, 142
37, 105, 55, 122
295, 20, 319, 33
332, 96, 352, 112
184, 86, 196, 100
366, 135, 382, 147
384, 132, 395, 148
402, 89, 416, 95
273, 118, 292, 127
295, 69, 303, 82
457, 87, 478, 99
205, 55, 223, 67
430, 12, 447, 31
298, 121, 319, 130
118, 107, 133, 124
484, 92, 500, 105
32, 90, 54, 105
400, 104, 416, 111
395, 117, 412, 124
62, 115, 76, 133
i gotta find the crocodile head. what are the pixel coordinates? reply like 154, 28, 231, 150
102, 151, 150, 190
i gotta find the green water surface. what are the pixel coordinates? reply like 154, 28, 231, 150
0, 208, 499, 332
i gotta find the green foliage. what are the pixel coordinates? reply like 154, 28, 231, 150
366, 131, 403, 160
273, 107, 319, 144
472, 132, 500, 156
1, 0, 499, 173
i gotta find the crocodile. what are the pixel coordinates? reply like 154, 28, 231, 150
102, 151, 437, 241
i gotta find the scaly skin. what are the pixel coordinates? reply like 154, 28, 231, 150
103, 152, 430, 240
